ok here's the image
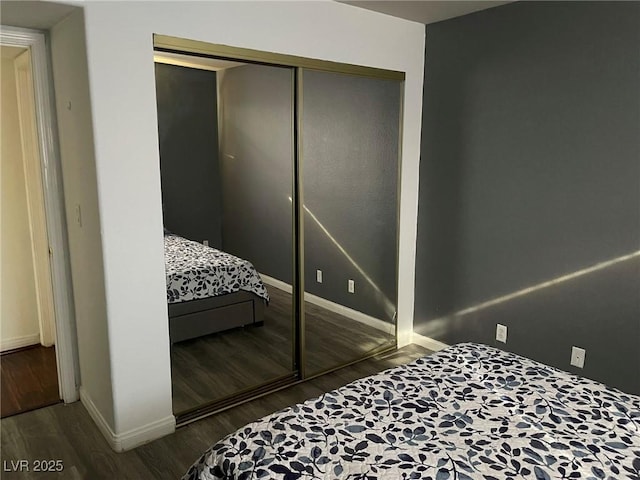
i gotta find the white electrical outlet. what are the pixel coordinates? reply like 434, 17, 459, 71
348, 279, 355, 293
316, 270, 323, 283
203, 240, 209, 246
496, 324, 507, 343
571, 346, 586, 368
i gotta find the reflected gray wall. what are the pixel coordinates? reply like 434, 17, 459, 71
218, 65, 293, 282
155, 63, 222, 247
219, 65, 401, 321
414, 2, 640, 394
303, 70, 400, 321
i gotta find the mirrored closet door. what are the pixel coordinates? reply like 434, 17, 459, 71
301, 69, 401, 376
154, 34, 404, 424
155, 56, 297, 417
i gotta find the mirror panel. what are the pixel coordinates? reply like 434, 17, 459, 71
301, 69, 401, 376
156, 60, 296, 414
218, 62, 296, 388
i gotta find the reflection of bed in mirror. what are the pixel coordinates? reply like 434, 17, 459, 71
164, 233, 269, 343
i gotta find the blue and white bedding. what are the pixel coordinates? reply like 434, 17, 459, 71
183, 343, 640, 480
164, 233, 269, 304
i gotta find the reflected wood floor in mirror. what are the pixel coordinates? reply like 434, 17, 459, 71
171, 286, 395, 414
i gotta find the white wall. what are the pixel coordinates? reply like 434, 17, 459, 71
0, 51, 40, 351
50, 10, 115, 429
72, 0, 424, 446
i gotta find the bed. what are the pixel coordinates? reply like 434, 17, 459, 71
165, 233, 270, 343
183, 342, 640, 480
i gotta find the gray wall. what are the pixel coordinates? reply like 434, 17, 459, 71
414, 1, 640, 394
302, 70, 400, 321
218, 64, 294, 283
155, 63, 222, 247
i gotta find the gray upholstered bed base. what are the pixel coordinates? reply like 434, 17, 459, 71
168, 291, 266, 344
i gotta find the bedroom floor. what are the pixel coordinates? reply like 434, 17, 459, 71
170, 285, 395, 414
0, 344, 431, 480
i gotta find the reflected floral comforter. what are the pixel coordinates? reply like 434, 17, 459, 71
165, 233, 269, 304
183, 343, 640, 480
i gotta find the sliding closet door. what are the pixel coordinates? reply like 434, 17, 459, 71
301, 69, 401, 376
217, 64, 297, 395
157, 61, 297, 417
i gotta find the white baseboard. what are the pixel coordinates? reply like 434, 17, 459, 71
80, 387, 175, 452
260, 273, 292, 294
0, 333, 40, 352
79, 387, 117, 449
410, 333, 449, 352
259, 273, 394, 334
115, 413, 175, 452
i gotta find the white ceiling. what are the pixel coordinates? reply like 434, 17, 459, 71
340, 1, 513, 24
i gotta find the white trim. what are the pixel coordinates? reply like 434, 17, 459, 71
305, 291, 392, 334
0, 26, 79, 403
259, 273, 394, 334
0, 333, 41, 352
410, 333, 449, 353
79, 387, 114, 450
80, 387, 175, 452
260, 273, 292, 294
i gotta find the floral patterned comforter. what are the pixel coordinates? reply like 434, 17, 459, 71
183, 343, 640, 480
165, 234, 269, 304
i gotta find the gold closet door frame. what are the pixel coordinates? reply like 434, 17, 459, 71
153, 34, 405, 81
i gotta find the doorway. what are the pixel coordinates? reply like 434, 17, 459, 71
0, 45, 60, 417
0, 26, 79, 410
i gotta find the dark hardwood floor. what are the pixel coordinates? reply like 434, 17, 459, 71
171, 286, 395, 413
1, 345, 60, 418
0, 344, 431, 480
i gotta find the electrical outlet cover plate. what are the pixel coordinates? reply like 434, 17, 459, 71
571, 346, 586, 368
316, 270, 322, 283
496, 324, 507, 343
348, 279, 355, 293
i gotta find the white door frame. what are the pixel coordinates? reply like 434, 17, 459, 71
1, 25, 79, 403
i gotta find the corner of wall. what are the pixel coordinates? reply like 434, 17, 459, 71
50, 5, 116, 433
80, 387, 175, 452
